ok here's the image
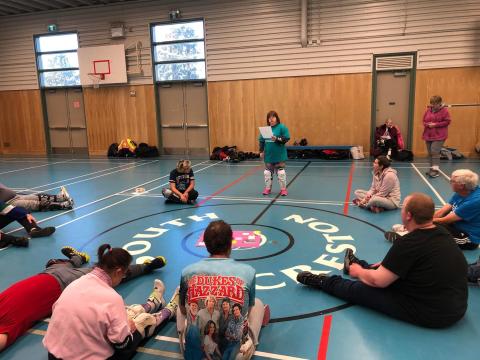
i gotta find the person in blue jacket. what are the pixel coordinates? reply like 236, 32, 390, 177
258, 111, 290, 196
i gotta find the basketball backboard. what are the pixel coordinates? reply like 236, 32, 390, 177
78, 45, 127, 86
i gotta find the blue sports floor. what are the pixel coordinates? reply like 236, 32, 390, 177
0, 156, 479, 360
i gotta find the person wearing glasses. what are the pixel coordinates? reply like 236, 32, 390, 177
432, 169, 480, 250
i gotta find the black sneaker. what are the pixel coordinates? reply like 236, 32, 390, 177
29, 226, 56, 238
61, 246, 90, 264
343, 249, 359, 275
384, 231, 400, 243
296, 271, 329, 288
143, 256, 167, 273
11, 236, 29, 247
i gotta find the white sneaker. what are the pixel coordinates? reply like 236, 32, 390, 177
59, 186, 70, 201
148, 279, 166, 312
126, 304, 145, 319
392, 224, 406, 232
133, 312, 157, 337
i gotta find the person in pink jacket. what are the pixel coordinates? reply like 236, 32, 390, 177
423, 95, 451, 178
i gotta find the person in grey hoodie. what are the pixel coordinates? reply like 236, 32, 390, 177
353, 155, 401, 213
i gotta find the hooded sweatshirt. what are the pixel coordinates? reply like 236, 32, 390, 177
366, 167, 401, 207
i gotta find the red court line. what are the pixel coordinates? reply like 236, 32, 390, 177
196, 165, 264, 206
343, 163, 355, 215
317, 315, 333, 360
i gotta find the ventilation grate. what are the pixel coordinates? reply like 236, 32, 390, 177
375, 55, 414, 71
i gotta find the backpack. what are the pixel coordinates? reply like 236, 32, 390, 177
107, 143, 119, 157
394, 149, 414, 161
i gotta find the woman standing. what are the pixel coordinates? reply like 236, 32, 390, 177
423, 95, 451, 178
259, 111, 290, 196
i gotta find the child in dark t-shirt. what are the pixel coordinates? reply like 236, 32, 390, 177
162, 160, 199, 204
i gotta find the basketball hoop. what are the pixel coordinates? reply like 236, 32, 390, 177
87, 73, 103, 89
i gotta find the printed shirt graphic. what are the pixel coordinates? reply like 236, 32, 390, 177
169, 169, 195, 192
180, 258, 256, 354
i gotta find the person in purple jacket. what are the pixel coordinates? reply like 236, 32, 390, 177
422, 95, 451, 178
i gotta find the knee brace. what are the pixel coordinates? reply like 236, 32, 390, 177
162, 188, 172, 198
277, 168, 287, 189
264, 169, 273, 189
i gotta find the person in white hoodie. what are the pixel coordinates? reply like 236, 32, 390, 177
353, 155, 401, 213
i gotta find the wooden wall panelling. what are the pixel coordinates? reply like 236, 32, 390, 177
207, 80, 255, 152
83, 85, 157, 156
0, 90, 46, 154
413, 67, 480, 157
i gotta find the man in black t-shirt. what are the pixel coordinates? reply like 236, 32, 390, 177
161, 160, 199, 204
297, 193, 468, 328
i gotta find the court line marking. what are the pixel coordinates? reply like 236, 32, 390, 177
27, 330, 306, 360
19, 161, 143, 192
33, 160, 161, 194
196, 164, 264, 206
343, 163, 355, 215
438, 168, 451, 181
317, 315, 332, 360
0, 159, 74, 175
2, 161, 214, 236
42, 161, 222, 230
410, 163, 446, 205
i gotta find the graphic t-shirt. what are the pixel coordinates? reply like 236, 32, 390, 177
381, 226, 468, 327
169, 169, 195, 192
180, 258, 256, 352
449, 186, 480, 243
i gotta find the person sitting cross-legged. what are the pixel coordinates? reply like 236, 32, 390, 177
352, 155, 401, 213
162, 160, 199, 205
298, 193, 468, 328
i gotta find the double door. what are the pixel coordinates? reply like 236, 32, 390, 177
44, 88, 88, 154
158, 82, 209, 156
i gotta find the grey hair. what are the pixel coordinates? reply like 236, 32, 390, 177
451, 169, 479, 191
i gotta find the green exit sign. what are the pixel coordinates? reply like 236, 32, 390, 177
48, 24, 57, 32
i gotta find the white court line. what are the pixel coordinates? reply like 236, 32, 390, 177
438, 168, 451, 181
52, 162, 222, 230
21, 161, 143, 192
0, 159, 74, 175
2, 161, 213, 237
410, 163, 446, 205
154, 336, 308, 360
31, 160, 160, 194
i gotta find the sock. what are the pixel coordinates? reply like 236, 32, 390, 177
432, 165, 439, 171
154, 308, 172, 326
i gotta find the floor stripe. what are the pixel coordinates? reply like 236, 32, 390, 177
250, 162, 311, 224
37, 160, 160, 194
23, 161, 137, 192
136, 347, 183, 359
4, 161, 213, 235
343, 163, 355, 215
438, 168, 451, 181
317, 315, 333, 360
196, 164, 264, 206
410, 163, 446, 205
0, 159, 74, 175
